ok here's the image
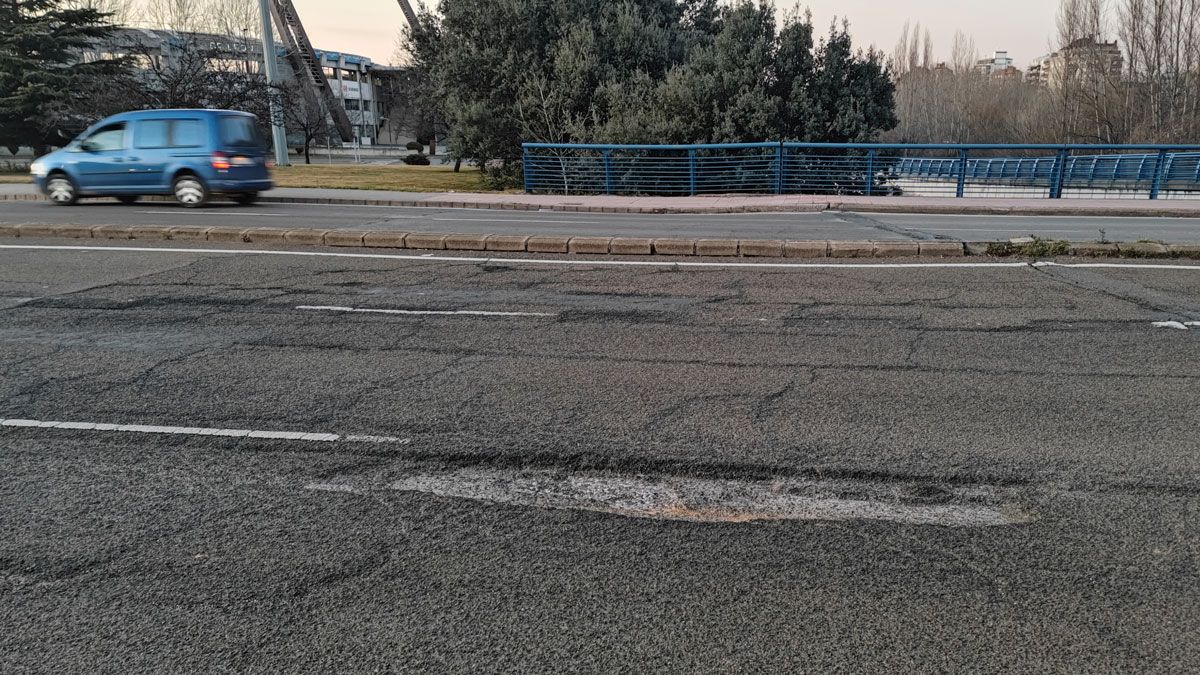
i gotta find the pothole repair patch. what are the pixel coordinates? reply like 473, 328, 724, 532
311, 469, 1035, 527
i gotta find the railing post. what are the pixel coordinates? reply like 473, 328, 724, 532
1049, 148, 1068, 199
955, 149, 968, 198
522, 146, 531, 193
688, 149, 697, 196
775, 143, 784, 195
602, 149, 613, 195
1148, 149, 1168, 200
865, 149, 876, 196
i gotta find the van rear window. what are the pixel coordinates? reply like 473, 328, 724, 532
219, 116, 264, 148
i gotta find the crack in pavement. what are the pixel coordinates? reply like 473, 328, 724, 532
832, 212, 951, 241
1031, 265, 1200, 320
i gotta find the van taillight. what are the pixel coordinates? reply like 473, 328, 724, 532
211, 152, 231, 171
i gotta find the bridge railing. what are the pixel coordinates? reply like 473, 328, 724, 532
521, 142, 1200, 199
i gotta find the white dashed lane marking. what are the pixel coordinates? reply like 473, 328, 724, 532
296, 305, 555, 318
0, 418, 410, 443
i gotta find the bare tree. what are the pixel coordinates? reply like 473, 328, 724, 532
950, 31, 978, 74
65, 0, 140, 25
206, 0, 261, 41
279, 80, 329, 164
142, 0, 211, 32
1119, 0, 1200, 141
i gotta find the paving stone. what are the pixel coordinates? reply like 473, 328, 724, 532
169, 227, 212, 241
568, 237, 612, 254
696, 239, 739, 256
486, 235, 530, 252
206, 227, 251, 243
91, 225, 136, 240
323, 230, 370, 247
445, 233, 491, 251
829, 241, 875, 258
653, 239, 696, 256
738, 240, 785, 257
527, 236, 571, 253
783, 241, 828, 258
918, 241, 966, 257
609, 238, 653, 255
403, 232, 449, 250
284, 230, 330, 246
362, 232, 409, 248
243, 228, 289, 243
872, 241, 920, 257
129, 226, 173, 240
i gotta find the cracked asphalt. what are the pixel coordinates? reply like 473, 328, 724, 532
1, 240, 1199, 672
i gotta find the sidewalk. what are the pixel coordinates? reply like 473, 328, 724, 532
3, 182, 1200, 216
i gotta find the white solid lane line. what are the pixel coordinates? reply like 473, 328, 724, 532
1032, 261, 1200, 269
1152, 321, 1200, 329
296, 305, 555, 318
0, 418, 409, 443
139, 210, 289, 217
3, 244, 1198, 271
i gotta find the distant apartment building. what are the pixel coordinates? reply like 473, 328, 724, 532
976, 51, 1015, 76
1027, 37, 1124, 88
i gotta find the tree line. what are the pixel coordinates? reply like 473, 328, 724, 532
889, 0, 1200, 144
404, 0, 897, 183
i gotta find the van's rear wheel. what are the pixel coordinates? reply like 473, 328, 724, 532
173, 174, 207, 208
232, 192, 259, 206
46, 175, 78, 206
116, 195, 139, 205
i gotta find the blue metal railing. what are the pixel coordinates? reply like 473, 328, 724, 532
522, 142, 1200, 199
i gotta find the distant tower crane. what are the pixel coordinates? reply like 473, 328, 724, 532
266, 0, 420, 144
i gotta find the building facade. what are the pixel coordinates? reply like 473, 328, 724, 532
976, 51, 1015, 77
1027, 37, 1124, 88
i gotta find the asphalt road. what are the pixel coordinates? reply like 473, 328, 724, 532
4, 197, 1200, 242
2, 240, 1199, 672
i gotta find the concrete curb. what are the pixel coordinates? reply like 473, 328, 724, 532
4, 223, 1199, 260
3, 189, 1199, 217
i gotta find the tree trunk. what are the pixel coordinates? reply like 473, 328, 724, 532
453, 158, 462, 172
304, 137, 312, 164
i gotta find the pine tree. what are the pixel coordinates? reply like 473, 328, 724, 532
0, 0, 127, 153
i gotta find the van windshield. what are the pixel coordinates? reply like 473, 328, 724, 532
219, 116, 265, 149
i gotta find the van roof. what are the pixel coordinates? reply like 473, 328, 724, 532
107, 109, 256, 122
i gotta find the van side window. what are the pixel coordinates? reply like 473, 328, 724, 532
83, 123, 126, 152
170, 119, 205, 148
135, 120, 170, 149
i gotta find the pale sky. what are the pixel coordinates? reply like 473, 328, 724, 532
290, 0, 1061, 68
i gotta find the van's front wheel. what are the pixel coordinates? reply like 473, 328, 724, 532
173, 174, 207, 208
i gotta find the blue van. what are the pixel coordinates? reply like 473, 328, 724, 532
30, 109, 273, 207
